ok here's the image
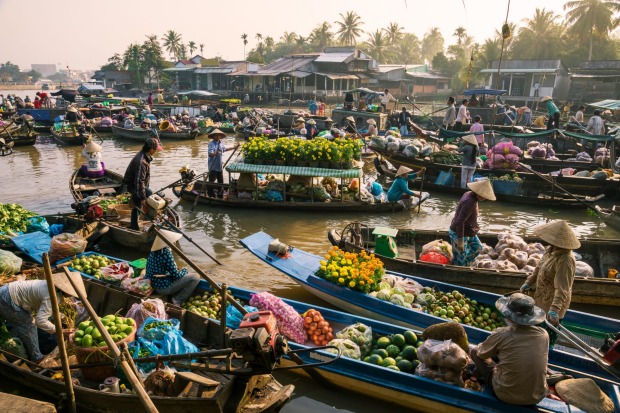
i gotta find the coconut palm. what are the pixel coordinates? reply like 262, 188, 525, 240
335, 11, 364, 46
280, 32, 297, 48
384, 22, 404, 43
295, 36, 307, 53
511, 8, 565, 59
392, 33, 422, 65
188, 41, 197, 56
453, 26, 467, 45
256, 33, 263, 44
421, 27, 444, 63
564, 0, 620, 60
241, 33, 248, 59
162, 30, 183, 60
364, 30, 391, 63
309, 22, 334, 50
200, 43, 204, 54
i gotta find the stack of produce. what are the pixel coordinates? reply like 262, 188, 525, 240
419, 240, 454, 264
369, 280, 416, 308
526, 141, 557, 160
0, 250, 22, 276
181, 290, 236, 319
302, 309, 334, 346
472, 231, 594, 277
99, 262, 133, 285
72, 315, 135, 347
0, 324, 27, 358
67, 254, 117, 279
363, 330, 422, 373
250, 292, 307, 343
316, 246, 385, 293
430, 150, 462, 165
595, 147, 611, 166
0, 203, 37, 244
484, 141, 522, 170
416, 339, 469, 387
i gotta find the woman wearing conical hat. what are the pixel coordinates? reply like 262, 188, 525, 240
522, 220, 580, 345
80, 140, 105, 178
458, 134, 479, 189
449, 179, 496, 266
386, 165, 426, 210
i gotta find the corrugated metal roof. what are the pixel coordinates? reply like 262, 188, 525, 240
315, 53, 352, 63
378, 65, 406, 73
315, 73, 358, 80
405, 72, 448, 80
588, 99, 620, 110
163, 67, 195, 72
288, 71, 312, 78
479, 68, 559, 74
571, 74, 620, 78
252, 56, 317, 76
194, 67, 233, 74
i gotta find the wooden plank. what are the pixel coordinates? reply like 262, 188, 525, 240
175, 371, 219, 387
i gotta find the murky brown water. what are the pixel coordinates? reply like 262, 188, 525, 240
1, 89, 619, 411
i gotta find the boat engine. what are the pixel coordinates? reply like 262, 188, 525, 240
229, 311, 289, 372
71, 195, 101, 216
145, 193, 170, 220
179, 164, 196, 184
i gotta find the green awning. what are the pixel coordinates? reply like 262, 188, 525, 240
226, 162, 362, 178
562, 131, 618, 142
588, 100, 620, 111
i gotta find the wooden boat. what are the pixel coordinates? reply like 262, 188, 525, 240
372, 146, 620, 199
63, 264, 620, 413
0, 276, 293, 413
374, 158, 605, 208
596, 205, 620, 231
50, 126, 91, 146
70, 169, 182, 251
328, 225, 620, 307
175, 162, 430, 212
271, 113, 333, 130
112, 124, 197, 141
240, 231, 620, 382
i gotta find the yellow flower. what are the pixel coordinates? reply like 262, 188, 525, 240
338, 277, 345, 284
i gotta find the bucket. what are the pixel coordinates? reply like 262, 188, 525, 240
159, 120, 170, 131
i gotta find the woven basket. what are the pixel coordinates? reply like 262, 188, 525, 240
71, 325, 136, 381
107, 204, 132, 219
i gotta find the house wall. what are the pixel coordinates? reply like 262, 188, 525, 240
569, 77, 620, 103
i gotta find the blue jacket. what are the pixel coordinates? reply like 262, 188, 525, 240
387, 173, 416, 202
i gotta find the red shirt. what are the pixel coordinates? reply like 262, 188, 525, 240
34, 100, 42, 109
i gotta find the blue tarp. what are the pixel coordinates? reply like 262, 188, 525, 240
10, 231, 52, 264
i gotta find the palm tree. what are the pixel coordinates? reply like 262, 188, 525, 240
384, 22, 404, 43
421, 27, 444, 63
162, 30, 182, 60
565, 0, 620, 60
280, 32, 298, 48
335, 11, 364, 46
295, 36, 307, 53
393, 33, 422, 65
188, 41, 197, 56
453, 27, 467, 45
309, 22, 334, 50
363, 30, 391, 63
199, 43, 204, 54
241, 33, 248, 59
511, 8, 565, 59
256, 33, 263, 44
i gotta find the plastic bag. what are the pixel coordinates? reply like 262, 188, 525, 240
335, 323, 373, 357
100, 262, 134, 285
420, 251, 450, 264
402, 145, 419, 158
125, 298, 168, 328
417, 339, 469, 371
421, 240, 454, 262
25, 216, 49, 234
265, 190, 284, 202
325, 338, 361, 359
415, 363, 465, 387
249, 292, 307, 343
226, 304, 258, 329
575, 261, 594, 277
48, 233, 87, 264
0, 249, 22, 275
138, 317, 180, 341
121, 275, 153, 296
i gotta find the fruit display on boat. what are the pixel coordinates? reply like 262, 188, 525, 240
302, 309, 334, 346
181, 290, 235, 319
364, 330, 422, 372
68, 254, 116, 279
73, 315, 135, 347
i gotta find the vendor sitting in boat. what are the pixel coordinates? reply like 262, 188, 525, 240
387, 166, 425, 210
124, 114, 136, 129
80, 140, 105, 178
145, 230, 201, 306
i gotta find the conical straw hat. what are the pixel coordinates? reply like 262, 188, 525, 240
396, 165, 413, 178
467, 179, 496, 201
52, 270, 87, 299
84, 141, 102, 153
462, 134, 478, 146
533, 220, 580, 250
540, 96, 553, 102
151, 229, 183, 251
556, 378, 614, 413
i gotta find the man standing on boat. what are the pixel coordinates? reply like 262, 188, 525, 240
540, 96, 561, 130
207, 129, 227, 198
470, 293, 549, 405
454, 99, 470, 131
398, 107, 412, 136
443, 97, 456, 130
449, 179, 496, 266
123, 137, 162, 230
380, 89, 396, 113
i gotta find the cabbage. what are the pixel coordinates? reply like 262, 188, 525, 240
392, 286, 406, 296
415, 292, 436, 307
326, 338, 361, 359
368, 291, 378, 298
376, 289, 392, 300
403, 293, 415, 304
379, 281, 392, 290
390, 295, 406, 306
336, 323, 373, 357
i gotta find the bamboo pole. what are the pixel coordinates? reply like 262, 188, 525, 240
62, 267, 159, 413
42, 253, 76, 413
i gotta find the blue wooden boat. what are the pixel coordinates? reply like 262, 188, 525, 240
240, 231, 620, 382
65, 266, 620, 413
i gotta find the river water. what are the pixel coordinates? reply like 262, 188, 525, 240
1, 89, 619, 411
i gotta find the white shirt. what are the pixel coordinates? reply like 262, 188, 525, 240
8, 280, 55, 334
124, 119, 135, 129
575, 110, 584, 123
367, 124, 378, 136
381, 93, 395, 105
456, 105, 470, 123
586, 116, 605, 135
82, 149, 103, 172
242, 117, 252, 128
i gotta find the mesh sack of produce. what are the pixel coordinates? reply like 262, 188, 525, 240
0, 249, 22, 275
250, 292, 307, 343
530, 146, 547, 158
492, 141, 514, 155
386, 141, 400, 153
121, 275, 153, 296
100, 262, 134, 285
48, 233, 87, 264
419, 146, 433, 157
421, 240, 454, 262
370, 136, 386, 148
575, 261, 594, 277
399, 139, 411, 151
125, 298, 168, 328
595, 147, 610, 157
265, 190, 284, 202
415, 363, 465, 387
336, 322, 373, 356
507, 145, 523, 156
591, 171, 608, 180
325, 338, 361, 359
417, 338, 469, 371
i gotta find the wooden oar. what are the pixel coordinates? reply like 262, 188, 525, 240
157, 218, 222, 266
516, 162, 598, 212
42, 254, 76, 413
62, 267, 159, 413
417, 168, 425, 215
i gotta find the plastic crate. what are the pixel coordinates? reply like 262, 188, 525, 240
434, 170, 455, 187
492, 180, 522, 195
56, 251, 126, 280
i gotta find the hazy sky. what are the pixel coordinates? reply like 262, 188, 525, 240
1, 0, 569, 71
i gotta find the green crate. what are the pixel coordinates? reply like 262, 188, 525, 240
129, 258, 147, 271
